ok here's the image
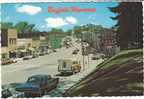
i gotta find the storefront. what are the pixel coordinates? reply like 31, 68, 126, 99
1, 47, 9, 59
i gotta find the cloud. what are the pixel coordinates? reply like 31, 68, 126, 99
45, 17, 67, 28
65, 16, 77, 24
16, 5, 42, 15
45, 16, 77, 28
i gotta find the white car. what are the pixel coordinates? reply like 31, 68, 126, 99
23, 55, 33, 60
12, 58, 23, 62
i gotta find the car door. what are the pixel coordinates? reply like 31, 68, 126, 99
43, 76, 49, 89
47, 77, 54, 90
42, 77, 48, 90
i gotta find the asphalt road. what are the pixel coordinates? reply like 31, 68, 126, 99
2, 46, 77, 85
1, 39, 103, 96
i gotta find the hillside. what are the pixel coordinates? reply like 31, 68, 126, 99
63, 49, 143, 96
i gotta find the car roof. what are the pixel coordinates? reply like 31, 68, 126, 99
29, 74, 50, 78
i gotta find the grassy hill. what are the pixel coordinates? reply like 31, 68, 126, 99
63, 49, 143, 96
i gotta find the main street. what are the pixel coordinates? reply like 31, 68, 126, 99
1, 39, 103, 96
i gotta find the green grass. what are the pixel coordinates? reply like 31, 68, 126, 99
64, 49, 143, 96
96, 49, 143, 69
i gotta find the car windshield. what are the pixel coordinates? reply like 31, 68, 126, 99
27, 77, 40, 83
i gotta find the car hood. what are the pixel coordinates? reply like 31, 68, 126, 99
15, 83, 40, 92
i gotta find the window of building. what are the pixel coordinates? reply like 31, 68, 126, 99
9, 38, 16, 44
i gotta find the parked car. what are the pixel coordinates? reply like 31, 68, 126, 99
52, 49, 57, 52
2, 88, 12, 98
1, 58, 14, 65
72, 49, 79, 54
75, 39, 81, 43
39, 52, 45, 56
15, 75, 59, 97
2, 83, 24, 98
11, 58, 23, 63
58, 59, 81, 75
23, 55, 33, 60
91, 53, 105, 60
91, 54, 101, 60
32, 54, 39, 58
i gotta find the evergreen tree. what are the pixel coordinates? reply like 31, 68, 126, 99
109, 2, 143, 50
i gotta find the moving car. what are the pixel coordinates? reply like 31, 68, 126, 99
15, 75, 59, 97
58, 59, 81, 75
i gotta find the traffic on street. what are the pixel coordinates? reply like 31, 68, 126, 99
1, 38, 103, 98
1, 2, 143, 97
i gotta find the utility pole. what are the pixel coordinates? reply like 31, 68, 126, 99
87, 46, 90, 68
81, 26, 85, 72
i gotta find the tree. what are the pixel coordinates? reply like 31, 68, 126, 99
50, 28, 64, 34
65, 29, 72, 36
1, 22, 14, 29
15, 21, 35, 34
73, 26, 82, 38
109, 2, 143, 50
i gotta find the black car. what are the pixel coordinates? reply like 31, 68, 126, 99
15, 75, 59, 97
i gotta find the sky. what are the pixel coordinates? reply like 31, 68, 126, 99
1, 2, 118, 31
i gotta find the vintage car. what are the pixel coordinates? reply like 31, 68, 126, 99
1, 58, 14, 65
58, 59, 81, 75
2, 88, 12, 98
2, 83, 24, 98
23, 55, 33, 60
91, 53, 105, 60
15, 75, 59, 97
72, 49, 79, 54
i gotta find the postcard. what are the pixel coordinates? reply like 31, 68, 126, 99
1, 0, 143, 98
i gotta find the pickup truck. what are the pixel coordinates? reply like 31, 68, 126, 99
15, 75, 59, 97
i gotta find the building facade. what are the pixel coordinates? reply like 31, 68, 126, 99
100, 29, 117, 57
1, 28, 18, 59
